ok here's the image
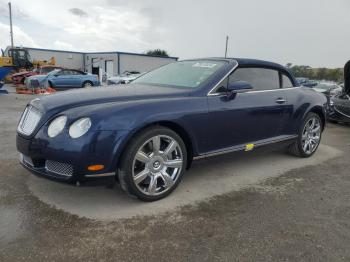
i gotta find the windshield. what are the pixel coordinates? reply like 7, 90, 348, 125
48, 69, 61, 76
132, 60, 226, 88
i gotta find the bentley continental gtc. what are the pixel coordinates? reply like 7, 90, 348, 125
17, 58, 327, 201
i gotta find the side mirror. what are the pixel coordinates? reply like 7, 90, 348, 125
227, 81, 253, 93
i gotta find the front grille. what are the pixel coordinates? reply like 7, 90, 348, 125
335, 105, 350, 118
17, 105, 42, 136
45, 160, 73, 177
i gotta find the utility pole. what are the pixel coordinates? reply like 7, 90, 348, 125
8, 2, 14, 47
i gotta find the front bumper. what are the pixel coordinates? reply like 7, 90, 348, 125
16, 129, 129, 182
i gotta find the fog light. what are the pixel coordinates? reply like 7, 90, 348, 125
87, 165, 104, 171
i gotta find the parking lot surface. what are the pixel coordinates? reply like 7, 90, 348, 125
1, 86, 350, 261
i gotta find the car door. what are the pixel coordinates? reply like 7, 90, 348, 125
51, 70, 70, 88
206, 67, 287, 153
69, 70, 84, 87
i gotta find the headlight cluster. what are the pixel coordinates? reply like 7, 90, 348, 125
47, 116, 91, 138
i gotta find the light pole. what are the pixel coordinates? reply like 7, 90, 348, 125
224, 35, 229, 58
8, 2, 14, 47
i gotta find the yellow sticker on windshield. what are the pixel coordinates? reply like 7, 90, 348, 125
245, 143, 255, 151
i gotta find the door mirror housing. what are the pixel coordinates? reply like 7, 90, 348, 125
228, 81, 253, 93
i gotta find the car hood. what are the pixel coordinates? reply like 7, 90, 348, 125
12, 71, 30, 77
27, 75, 48, 81
35, 84, 192, 112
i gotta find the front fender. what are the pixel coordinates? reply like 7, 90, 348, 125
58, 96, 208, 168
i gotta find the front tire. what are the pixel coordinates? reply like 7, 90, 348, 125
118, 126, 187, 201
83, 81, 93, 88
288, 112, 322, 158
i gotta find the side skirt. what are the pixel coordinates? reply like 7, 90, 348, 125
193, 135, 298, 160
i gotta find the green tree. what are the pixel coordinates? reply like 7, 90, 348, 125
288, 64, 343, 83
146, 49, 169, 57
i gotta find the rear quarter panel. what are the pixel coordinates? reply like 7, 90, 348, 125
280, 87, 327, 135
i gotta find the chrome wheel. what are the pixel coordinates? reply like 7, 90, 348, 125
301, 116, 321, 155
132, 135, 183, 196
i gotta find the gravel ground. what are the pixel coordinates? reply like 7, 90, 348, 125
0, 85, 350, 261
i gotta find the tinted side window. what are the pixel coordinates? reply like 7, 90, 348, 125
282, 74, 294, 88
229, 68, 280, 91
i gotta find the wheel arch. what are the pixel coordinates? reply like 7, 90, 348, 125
308, 105, 326, 130
48, 80, 54, 87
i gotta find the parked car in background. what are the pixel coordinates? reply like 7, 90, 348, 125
12, 65, 62, 85
26, 69, 100, 90
328, 61, 350, 123
107, 71, 144, 85
296, 77, 318, 87
329, 93, 350, 123
312, 82, 341, 97
17, 58, 327, 201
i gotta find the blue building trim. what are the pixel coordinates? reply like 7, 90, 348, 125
117, 51, 178, 60
22, 46, 84, 54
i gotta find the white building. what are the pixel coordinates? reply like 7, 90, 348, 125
5, 46, 178, 77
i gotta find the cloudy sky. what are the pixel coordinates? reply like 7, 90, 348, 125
0, 0, 349, 68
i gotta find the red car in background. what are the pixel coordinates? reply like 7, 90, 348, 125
12, 65, 62, 85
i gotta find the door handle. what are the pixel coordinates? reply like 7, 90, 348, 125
275, 98, 286, 104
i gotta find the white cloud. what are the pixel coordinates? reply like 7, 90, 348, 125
2, 0, 350, 67
0, 22, 38, 50
1, 0, 160, 53
53, 40, 74, 51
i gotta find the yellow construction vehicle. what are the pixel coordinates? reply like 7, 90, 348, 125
0, 47, 56, 82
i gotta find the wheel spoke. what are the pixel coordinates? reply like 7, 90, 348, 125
152, 136, 161, 155
309, 118, 316, 130
148, 175, 158, 195
163, 140, 177, 157
136, 151, 150, 163
160, 170, 175, 188
311, 136, 320, 145
303, 141, 309, 152
164, 159, 182, 168
311, 125, 320, 133
302, 131, 308, 140
309, 141, 315, 151
134, 169, 150, 184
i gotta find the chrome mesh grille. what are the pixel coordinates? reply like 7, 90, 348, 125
45, 160, 73, 177
17, 105, 42, 136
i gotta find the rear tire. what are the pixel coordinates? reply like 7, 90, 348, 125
118, 126, 187, 201
288, 112, 322, 158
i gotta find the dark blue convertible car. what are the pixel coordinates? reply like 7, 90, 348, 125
17, 58, 327, 201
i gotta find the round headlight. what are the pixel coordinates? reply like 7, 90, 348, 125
48, 116, 67, 138
69, 118, 92, 138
